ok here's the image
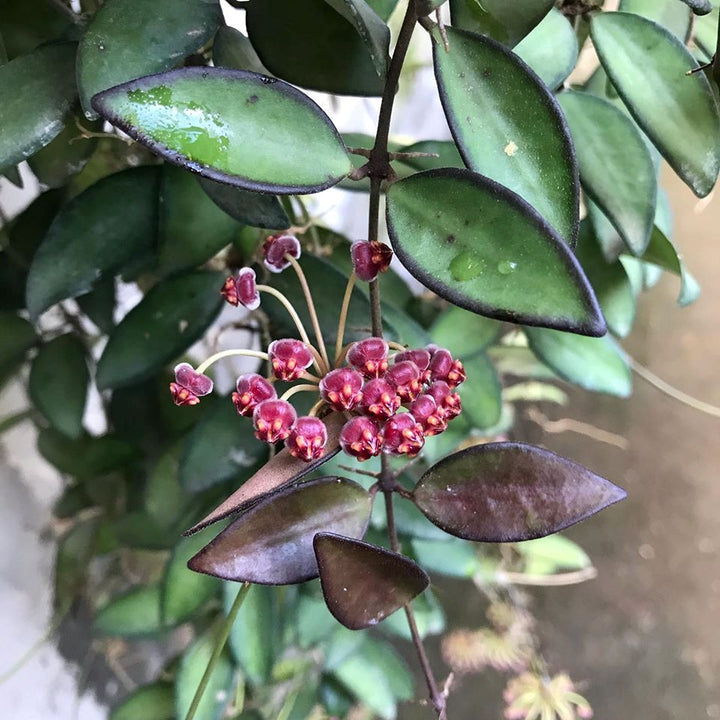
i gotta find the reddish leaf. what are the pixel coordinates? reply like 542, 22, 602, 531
412, 442, 626, 542
314, 533, 429, 630
188, 478, 372, 584
184, 412, 344, 535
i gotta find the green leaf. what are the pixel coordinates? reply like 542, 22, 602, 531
430, 306, 500, 358
188, 477, 372, 584
246, 0, 386, 95
179, 397, 267, 493
96, 271, 223, 390
434, 26, 579, 246
514, 8, 578, 89
385, 169, 605, 336
77, 0, 221, 118
314, 533, 429, 630
515, 534, 591, 574
0, 43, 77, 169
94, 585, 164, 637
175, 629, 234, 720
93, 68, 352, 193
0, 312, 36, 376
413, 442, 626, 542
367, 0, 399, 20
524, 326, 632, 397
559, 90, 657, 255
157, 166, 239, 277
591, 11, 720, 197
694, 4, 718, 55
29, 334, 88, 439
412, 537, 482, 578
380, 587, 445, 640
110, 682, 174, 720
213, 25, 269, 74
224, 582, 276, 684
26, 166, 161, 319
1, 0, 73, 60
448, 0, 555, 46
575, 221, 636, 338
395, 139, 464, 172
457, 352, 502, 429
618, 0, 692, 40
161, 529, 220, 625
145, 446, 189, 529
198, 176, 289, 229
55, 517, 100, 610
76, 277, 116, 334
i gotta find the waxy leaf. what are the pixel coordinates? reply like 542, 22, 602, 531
110, 682, 174, 720
77, 0, 222, 118
1, 0, 73, 61
314, 533, 429, 630
96, 271, 223, 390
693, 5, 719, 56
213, 25, 269, 74
514, 8, 578, 89
92, 68, 352, 193
246, 0, 386, 96
29, 334, 89, 439
185, 412, 345, 535
434, 26, 579, 245
619, 0, 692, 40
0, 312, 36, 377
525, 326, 632, 397
26, 166, 160, 319
0, 43, 77, 169
396, 139, 464, 172
449, 0, 555, 46
457, 353, 502, 429
591, 12, 720, 197
558, 91, 657, 256
76, 277, 116, 334
198, 176, 289, 229
188, 477, 372, 584
94, 585, 164, 637
385, 169, 605, 336
413, 443, 626, 542
641, 226, 700, 306
430, 306, 500, 357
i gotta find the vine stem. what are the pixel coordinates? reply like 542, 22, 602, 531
368, 3, 447, 718
335, 271, 357, 363
185, 583, 251, 720
279, 384, 319, 402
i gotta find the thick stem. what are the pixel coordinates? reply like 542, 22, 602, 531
335, 271, 357, 363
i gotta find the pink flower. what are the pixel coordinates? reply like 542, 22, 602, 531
263, 234, 301, 273
429, 348, 466, 387
220, 267, 260, 309
319, 367, 363, 412
232, 373, 276, 416
410, 394, 448, 436
383, 412, 425, 456
394, 348, 431, 382
347, 337, 389, 379
285, 416, 328, 461
268, 339, 314, 381
385, 360, 422, 402
360, 378, 401, 419
350, 240, 393, 282
340, 416, 384, 461
253, 399, 297, 443
428, 380, 462, 420
169, 363, 213, 406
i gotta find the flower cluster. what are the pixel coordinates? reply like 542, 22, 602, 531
503, 672, 593, 720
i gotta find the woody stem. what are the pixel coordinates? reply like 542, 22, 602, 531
335, 271, 357, 364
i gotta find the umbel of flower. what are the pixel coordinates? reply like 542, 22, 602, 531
232, 373, 276, 416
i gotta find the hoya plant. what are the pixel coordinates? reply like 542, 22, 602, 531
1, 0, 718, 718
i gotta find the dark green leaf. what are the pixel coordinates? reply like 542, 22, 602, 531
385, 168, 605, 336
0, 312, 36, 376
413, 442, 626, 542
198, 176, 289, 229
395, 139, 464, 172
55, 517, 100, 610
591, 11, 720, 197
1, 164, 22, 187
558, 90, 656, 255
430, 305, 500, 357
1, 0, 73, 60
76, 277, 116, 334
96, 271, 223, 390
586, 196, 624, 263
77, 0, 222, 118
525, 326, 632, 397
456, 352, 502, 428
213, 25, 269, 74
366, 0, 399, 20
314, 533, 428, 630
448, 0, 555, 46
94, 585, 164, 637
433, 26, 579, 245
514, 8, 578, 89
111, 511, 176, 551
618, 0, 692, 40
93, 68, 352, 193
188, 477, 372, 584
26, 166, 161, 319
0, 43, 77, 168
157, 166, 239, 277
109, 682, 174, 720
29, 334, 88, 439
179, 397, 267, 493
246, 0, 386, 95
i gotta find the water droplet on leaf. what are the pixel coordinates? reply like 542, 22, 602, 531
450, 251, 485, 281
497, 261, 517, 275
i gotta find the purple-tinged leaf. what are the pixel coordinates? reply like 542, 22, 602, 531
188, 478, 372, 585
314, 533, 429, 630
184, 412, 344, 535
412, 442, 626, 542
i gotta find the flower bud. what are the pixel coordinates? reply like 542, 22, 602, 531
268, 339, 314, 381
429, 348, 466, 387
394, 348, 431, 382
385, 360, 422, 402
232, 373, 276, 416
285, 416, 328, 461
428, 380, 462, 420
347, 337, 389, 378
262, 233, 301, 273
383, 412, 425, 456
350, 240, 393, 282
319, 367, 363, 412
339, 416, 384, 461
360, 378, 401, 419
410, 394, 448, 436
253, 399, 297, 443
169, 363, 213, 406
